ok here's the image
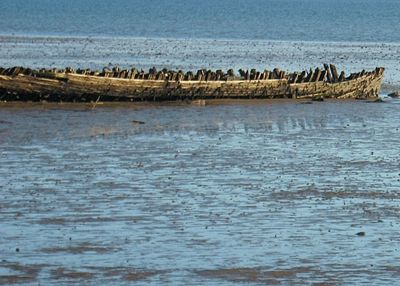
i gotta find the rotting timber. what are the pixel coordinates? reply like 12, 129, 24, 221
0, 65, 384, 102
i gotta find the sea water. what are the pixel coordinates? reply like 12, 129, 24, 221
1, 0, 400, 42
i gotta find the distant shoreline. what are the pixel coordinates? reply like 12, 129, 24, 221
2, 33, 400, 46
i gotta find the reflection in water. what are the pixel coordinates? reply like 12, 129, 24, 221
0, 100, 399, 285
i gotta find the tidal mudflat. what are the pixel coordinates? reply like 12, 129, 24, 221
1, 99, 399, 285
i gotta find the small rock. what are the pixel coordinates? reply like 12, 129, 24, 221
356, 231, 366, 236
312, 96, 324, 102
388, 91, 400, 98
131, 120, 145, 125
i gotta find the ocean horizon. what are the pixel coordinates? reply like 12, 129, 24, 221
1, 0, 400, 43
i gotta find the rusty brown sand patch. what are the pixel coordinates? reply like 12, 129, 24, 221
123, 271, 161, 281
37, 217, 67, 225
37, 215, 142, 225
269, 188, 400, 201
41, 242, 118, 254
196, 266, 321, 284
50, 267, 95, 280
0, 263, 163, 284
0, 262, 44, 285
87, 266, 163, 281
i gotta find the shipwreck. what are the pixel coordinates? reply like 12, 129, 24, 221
0, 65, 384, 102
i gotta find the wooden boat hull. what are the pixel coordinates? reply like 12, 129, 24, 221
0, 67, 384, 102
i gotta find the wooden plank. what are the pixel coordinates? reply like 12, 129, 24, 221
305, 69, 313, 82
311, 68, 321, 82
338, 71, 345, 82
250, 69, 257, 80
319, 70, 327, 81
297, 71, 306, 83
264, 70, 270, 80
323, 64, 333, 83
330, 64, 339, 83
273, 68, 280, 79
290, 73, 299, 84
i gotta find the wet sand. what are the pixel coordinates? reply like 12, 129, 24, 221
1, 99, 400, 285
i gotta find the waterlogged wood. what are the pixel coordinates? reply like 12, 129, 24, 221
323, 64, 332, 83
330, 64, 339, 83
338, 71, 346, 82
273, 68, 280, 79
311, 68, 321, 82
0, 66, 384, 102
297, 71, 306, 83
305, 69, 313, 82
289, 73, 298, 84
319, 70, 327, 82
